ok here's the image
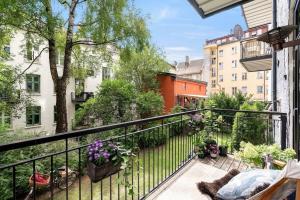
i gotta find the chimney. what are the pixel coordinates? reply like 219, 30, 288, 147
185, 56, 190, 67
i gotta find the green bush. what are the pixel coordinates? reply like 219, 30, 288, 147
235, 142, 296, 167
136, 91, 164, 119
137, 127, 168, 148
232, 102, 267, 150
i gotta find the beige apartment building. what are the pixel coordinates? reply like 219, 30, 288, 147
204, 24, 271, 101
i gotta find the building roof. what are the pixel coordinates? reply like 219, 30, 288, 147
158, 72, 207, 85
176, 59, 204, 75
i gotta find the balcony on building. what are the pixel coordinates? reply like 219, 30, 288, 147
240, 38, 272, 72
71, 92, 94, 103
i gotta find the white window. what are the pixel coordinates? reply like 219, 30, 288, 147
56, 51, 64, 66
25, 41, 39, 61
242, 73, 247, 80
102, 67, 111, 80
241, 86, 247, 95
211, 58, 216, 64
257, 86, 263, 94
257, 71, 264, 79
219, 62, 223, 70
232, 87, 237, 95
0, 111, 11, 127
231, 47, 237, 54
211, 68, 216, 77
232, 60, 237, 68
232, 73, 237, 81
219, 75, 223, 82
211, 80, 216, 88
219, 50, 223, 57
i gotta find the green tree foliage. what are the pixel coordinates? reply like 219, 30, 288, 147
116, 46, 169, 92
136, 91, 164, 119
232, 101, 267, 150
75, 80, 136, 126
0, 0, 149, 133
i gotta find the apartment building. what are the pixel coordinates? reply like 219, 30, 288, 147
203, 24, 271, 101
1, 31, 112, 134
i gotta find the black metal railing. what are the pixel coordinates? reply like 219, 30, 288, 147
241, 39, 272, 60
0, 109, 288, 200
71, 92, 94, 103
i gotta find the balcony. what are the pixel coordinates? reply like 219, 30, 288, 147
240, 39, 272, 72
71, 92, 94, 103
0, 109, 290, 200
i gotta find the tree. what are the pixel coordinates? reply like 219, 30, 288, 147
75, 79, 136, 126
116, 46, 169, 92
136, 91, 164, 119
0, 0, 149, 133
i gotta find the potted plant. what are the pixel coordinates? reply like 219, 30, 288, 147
219, 145, 228, 157
208, 144, 218, 158
197, 143, 206, 159
87, 140, 127, 183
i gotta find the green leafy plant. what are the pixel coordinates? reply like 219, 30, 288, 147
235, 141, 296, 167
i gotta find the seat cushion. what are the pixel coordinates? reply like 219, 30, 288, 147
216, 169, 281, 200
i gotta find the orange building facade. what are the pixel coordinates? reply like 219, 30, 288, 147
158, 73, 207, 113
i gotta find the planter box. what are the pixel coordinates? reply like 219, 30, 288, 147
87, 161, 121, 183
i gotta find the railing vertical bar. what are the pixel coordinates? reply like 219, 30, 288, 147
137, 132, 140, 200
65, 139, 69, 200
12, 166, 16, 200
90, 179, 93, 200
168, 124, 171, 177
50, 155, 54, 200
117, 172, 120, 200
157, 126, 159, 185
131, 133, 134, 200
33, 160, 36, 200
78, 148, 82, 200
143, 129, 145, 197
148, 130, 150, 193
100, 179, 103, 200
110, 175, 112, 200
125, 126, 128, 200
152, 128, 155, 189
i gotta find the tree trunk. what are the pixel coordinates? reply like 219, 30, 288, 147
55, 79, 68, 133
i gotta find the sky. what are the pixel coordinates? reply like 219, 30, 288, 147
135, 0, 246, 63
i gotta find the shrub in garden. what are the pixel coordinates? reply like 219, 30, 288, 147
137, 128, 168, 148
232, 102, 267, 150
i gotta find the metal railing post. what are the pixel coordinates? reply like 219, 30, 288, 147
280, 114, 287, 150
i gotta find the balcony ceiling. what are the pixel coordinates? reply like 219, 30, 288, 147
188, 0, 254, 18
240, 56, 272, 72
242, 0, 272, 28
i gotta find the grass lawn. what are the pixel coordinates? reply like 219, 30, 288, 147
48, 132, 197, 200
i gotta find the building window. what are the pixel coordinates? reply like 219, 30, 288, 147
219, 75, 223, 82
4, 45, 10, 55
211, 50, 215, 55
242, 72, 247, 80
232, 47, 237, 54
257, 71, 264, 79
56, 51, 64, 66
211, 68, 216, 77
26, 74, 40, 93
25, 41, 39, 61
0, 111, 11, 127
219, 62, 223, 70
211, 58, 216, 65
54, 106, 57, 123
257, 86, 263, 94
241, 86, 247, 95
212, 80, 216, 88
219, 50, 223, 57
232, 73, 237, 81
232, 87, 237, 95
26, 106, 41, 126
75, 79, 85, 94
102, 67, 111, 80
232, 60, 237, 68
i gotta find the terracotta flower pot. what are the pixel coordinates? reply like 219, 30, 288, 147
87, 161, 121, 183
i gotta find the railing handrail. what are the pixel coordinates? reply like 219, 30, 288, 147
0, 108, 287, 153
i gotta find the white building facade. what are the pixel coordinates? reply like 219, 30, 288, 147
2, 31, 112, 134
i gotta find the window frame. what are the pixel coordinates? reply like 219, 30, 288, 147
257, 86, 264, 94
26, 106, 41, 126
26, 74, 41, 93
0, 111, 11, 127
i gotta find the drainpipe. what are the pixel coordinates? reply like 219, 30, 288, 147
272, 0, 277, 111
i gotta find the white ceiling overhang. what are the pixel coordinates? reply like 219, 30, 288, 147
242, 0, 272, 28
188, 0, 254, 18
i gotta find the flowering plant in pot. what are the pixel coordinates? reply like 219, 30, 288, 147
87, 140, 131, 183
208, 144, 218, 158
219, 145, 228, 157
